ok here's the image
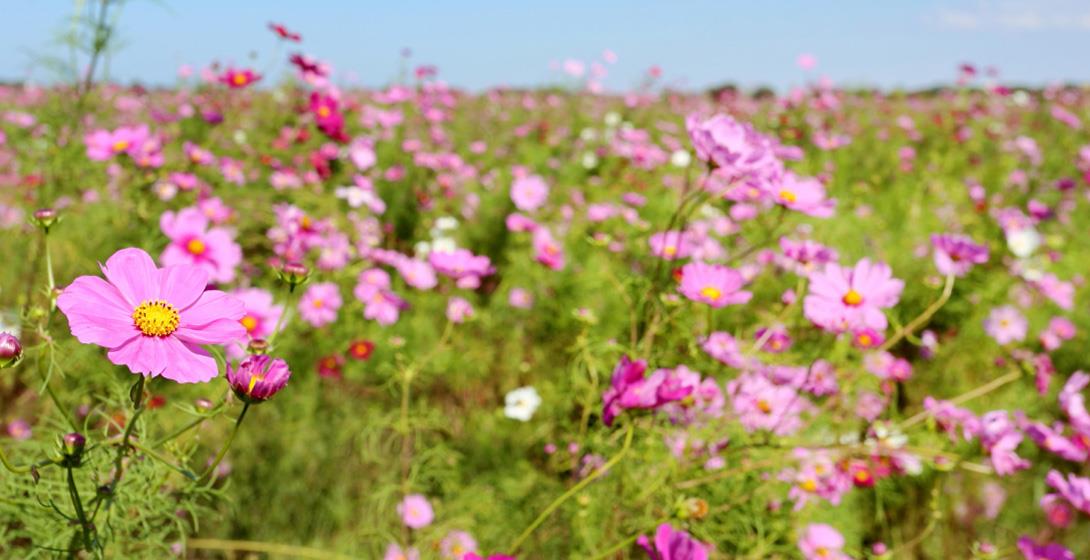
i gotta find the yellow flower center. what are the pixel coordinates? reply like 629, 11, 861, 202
842, 289, 863, 306
111, 140, 130, 152
240, 315, 258, 333
801, 478, 817, 492
132, 300, 180, 337
779, 190, 797, 203
816, 546, 829, 557
757, 399, 772, 414
700, 286, 722, 301
317, 106, 331, 118
312, 299, 325, 309
186, 238, 207, 255
857, 333, 873, 347
232, 73, 248, 86
663, 245, 677, 256
247, 371, 266, 394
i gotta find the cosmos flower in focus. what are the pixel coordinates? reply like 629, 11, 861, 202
678, 261, 751, 308
803, 259, 903, 332
57, 248, 245, 383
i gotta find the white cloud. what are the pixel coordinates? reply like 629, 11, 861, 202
930, 0, 1090, 30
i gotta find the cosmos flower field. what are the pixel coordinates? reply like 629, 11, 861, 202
1, 21, 1089, 560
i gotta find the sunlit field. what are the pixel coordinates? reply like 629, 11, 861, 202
1, 6, 1089, 560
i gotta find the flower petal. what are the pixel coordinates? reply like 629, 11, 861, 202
159, 337, 219, 383
158, 265, 209, 310
107, 336, 168, 378
100, 248, 160, 306
180, 290, 245, 327
175, 318, 246, 345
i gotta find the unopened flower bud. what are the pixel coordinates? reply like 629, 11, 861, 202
32, 208, 58, 232
247, 338, 269, 355
0, 332, 22, 368
278, 262, 310, 292
227, 355, 291, 403
63, 432, 87, 465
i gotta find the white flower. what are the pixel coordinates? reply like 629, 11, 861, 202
414, 241, 432, 256
1006, 227, 1040, 258
604, 111, 621, 127
435, 216, 459, 231
670, 149, 691, 168
581, 152, 598, 169
432, 237, 458, 253
335, 186, 369, 208
232, 129, 247, 145
579, 127, 598, 142
504, 386, 542, 422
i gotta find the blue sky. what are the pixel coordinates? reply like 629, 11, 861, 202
2, 0, 1089, 91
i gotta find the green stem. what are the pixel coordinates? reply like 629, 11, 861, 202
879, 274, 955, 352
152, 401, 225, 448
0, 445, 30, 475
510, 423, 636, 553
67, 466, 96, 552
200, 402, 251, 483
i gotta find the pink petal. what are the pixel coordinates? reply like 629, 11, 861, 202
101, 248, 160, 306
57, 276, 139, 348
158, 265, 208, 310
180, 290, 245, 327
107, 336, 169, 377
159, 337, 219, 383
174, 318, 246, 345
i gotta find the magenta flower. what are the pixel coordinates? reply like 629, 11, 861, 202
57, 248, 245, 383
220, 67, 261, 89
637, 523, 712, 560
931, 234, 989, 277
532, 228, 565, 270
804, 259, 904, 332
797, 524, 848, 560
227, 355, 291, 402
1045, 470, 1090, 515
160, 207, 242, 284
84, 125, 149, 162
298, 282, 342, 327
354, 270, 408, 326
397, 494, 434, 529
510, 174, 549, 211
1017, 536, 1075, 560
602, 356, 647, 426
429, 249, 494, 280
726, 372, 811, 436
983, 306, 1027, 345
678, 261, 751, 308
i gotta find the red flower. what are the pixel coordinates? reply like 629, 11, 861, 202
268, 22, 302, 42
347, 340, 375, 361
220, 68, 261, 89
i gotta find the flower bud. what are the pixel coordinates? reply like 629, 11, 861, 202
247, 338, 270, 355
31, 208, 58, 232
63, 432, 87, 465
0, 332, 22, 368
278, 262, 310, 292
227, 355, 291, 403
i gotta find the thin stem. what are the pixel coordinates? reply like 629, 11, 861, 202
128, 439, 197, 481
186, 538, 355, 560
900, 368, 1023, 429
879, 274, 955, 352
152, 401, 225, 448
0, 445, 30, 475
200, 402, 251, 483
674, 457, 782, 490
510, 423, 636, 553
67, 466, 96, 553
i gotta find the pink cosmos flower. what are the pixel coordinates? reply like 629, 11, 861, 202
931, 234, 989, 277
439, 530, 478, 559
228, 288, 284, 358
804, 259, 904, 332
397, 494, 434, 529
532, 228, 566, 270
160, 207, 242, 284
685, 113, 779, 178
649, 231, 694, 260
727, 372, 811, 436
510, 174, 549, 211
446, 296, 474, 323
84, 125, 150, 162
384, 544, 420, 560
770, 172, 834, 217
700, 332, 750, 368
508, 288, 533, 309
429, 249, 494, 280
983, 306, 1027, 345
779, 238, 838, 274
354, 269, 408, 326
678, 261, 751, 308
227, 354, 291, 402
1045, 470, 1090, 515
637, 523, 712, 560
298, 282, 342, 327
57, 248, 245, 383
797, 524, 848, 560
